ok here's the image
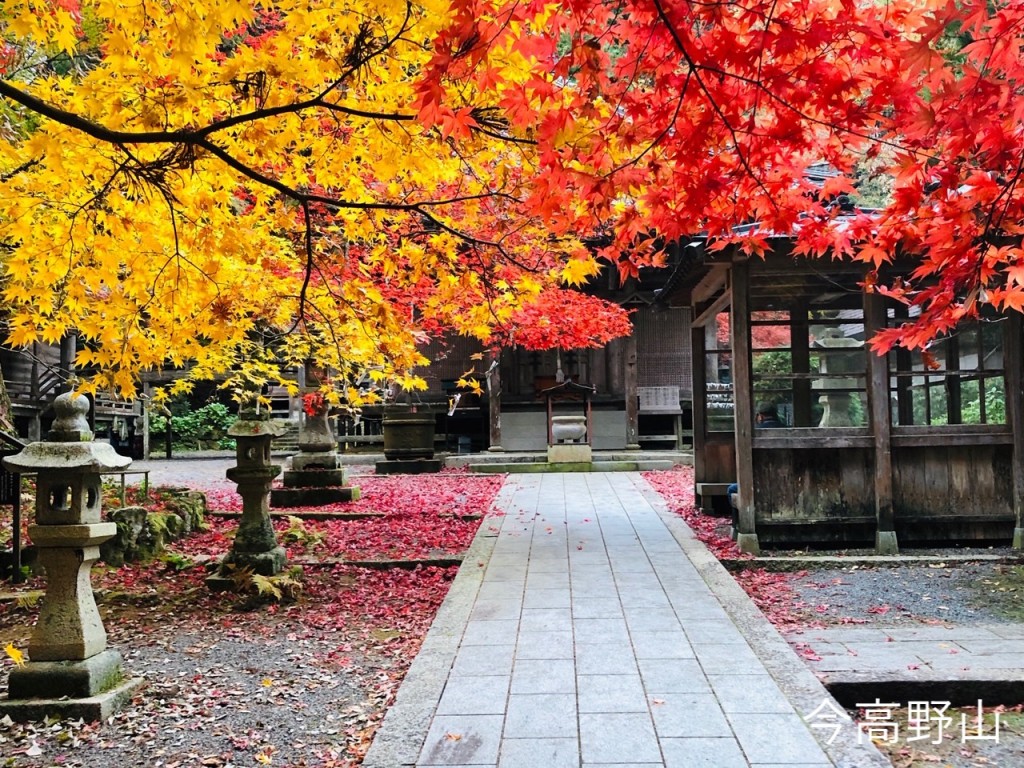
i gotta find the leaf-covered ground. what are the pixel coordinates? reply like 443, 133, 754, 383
0, 469, 504, 767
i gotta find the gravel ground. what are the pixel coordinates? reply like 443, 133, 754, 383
0, 575, 406, 768
786, 556, 1024, 626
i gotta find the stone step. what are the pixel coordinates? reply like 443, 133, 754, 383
281, 468, 348, 487
375, 459, 443, 475
271, 486, 361, 506
273, 422, 301, 451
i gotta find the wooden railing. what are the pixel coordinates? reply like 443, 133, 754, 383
6, 367, 62, 405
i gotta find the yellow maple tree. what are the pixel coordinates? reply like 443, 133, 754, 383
0, 0, 626, 404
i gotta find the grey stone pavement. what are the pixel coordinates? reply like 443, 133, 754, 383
796, 623, 1024, 705
362, 472, 890, 768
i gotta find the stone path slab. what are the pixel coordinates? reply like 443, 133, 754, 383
800, 623, 1024, 707
364, 473, 890, 768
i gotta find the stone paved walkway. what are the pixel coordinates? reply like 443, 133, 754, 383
364, 472, 888, 768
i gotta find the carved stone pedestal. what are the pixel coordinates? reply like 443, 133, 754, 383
271, 403, 360, 506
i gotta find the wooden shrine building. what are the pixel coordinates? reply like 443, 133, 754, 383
338, 257, 698, 455
661, 241, 1024, 554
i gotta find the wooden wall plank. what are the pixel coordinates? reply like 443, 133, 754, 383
1005, 312, 1024, 548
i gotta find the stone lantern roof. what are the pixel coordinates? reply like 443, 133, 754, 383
228, 410, 288, 439
2, 391, 130, 474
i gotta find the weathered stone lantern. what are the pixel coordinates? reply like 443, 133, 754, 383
209, 408, 288, 587
812, 328, 866, 427
272, 387, 361, 505
0, 391, 142, 721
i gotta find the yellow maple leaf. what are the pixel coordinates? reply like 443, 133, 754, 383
456, 377, 483, 396
5, 643, 27, 667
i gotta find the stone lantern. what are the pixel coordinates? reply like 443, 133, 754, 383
0, 391, 142, 721
209, 408, 288, 586
812, 328, 865, 427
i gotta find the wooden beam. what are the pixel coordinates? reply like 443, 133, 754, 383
891, 431, 1013, 448
691, 324, 708, 483
791, 305, 812, 427
865, 290, 897, 554
691, 264, 729, 303
692, 288, 732, 328
730, 261, 759, 554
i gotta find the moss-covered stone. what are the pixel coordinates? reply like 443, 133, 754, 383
165, 490, 206, 532
101, 506, 148, 566
100, 490, 208, 565
135, 511, 181, 559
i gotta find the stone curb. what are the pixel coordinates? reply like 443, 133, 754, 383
360, 483, 514, 768
634, 479, 892, 768
724, 554, 1024, 571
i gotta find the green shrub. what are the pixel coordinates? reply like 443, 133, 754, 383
149, 402, 237, 451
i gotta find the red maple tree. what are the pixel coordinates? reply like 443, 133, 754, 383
422, 0, 1024, 351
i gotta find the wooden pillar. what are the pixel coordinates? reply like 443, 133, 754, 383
894, 305, 914, 425
625, 330, 640, 448
294, 364, 307, 421
487, 349, 503, 451
691, 324, 708, 484
28, 341, 42, 441
730, 260, 759, 554
945, 334, 962, 423
865, 290, 897, 554
1005, 312, 1024, 549
607, 338, 625, 396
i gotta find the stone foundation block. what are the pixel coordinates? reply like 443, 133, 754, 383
271, 486, 361, 506
374, 459, 443, 475
547, 444, 593, 464
281, 468, 348, 487
0, 675, 143, 723
290, 452, 342, 471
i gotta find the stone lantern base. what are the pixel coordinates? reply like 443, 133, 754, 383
272, 451, 361, 506
1, 650, 144, 722
220, 545, 289, 577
